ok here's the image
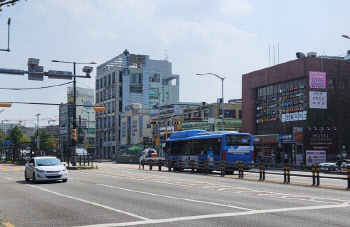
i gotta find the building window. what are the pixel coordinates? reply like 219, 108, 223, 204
119, 71, 122, 82
96, 79, 99, 90
130, 86, 142, 93
131, 73, 142, 84
239, 110, 242, 119
150, 74, 160, 82
328, 78, 335, 90
119, 100, 123, 112
339, 79, 346, 90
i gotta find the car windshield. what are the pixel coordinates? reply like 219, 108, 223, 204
36, 158, 61, 166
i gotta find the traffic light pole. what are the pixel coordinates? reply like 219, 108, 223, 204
72, 62, 77, 166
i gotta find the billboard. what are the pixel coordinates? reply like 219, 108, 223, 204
306, 150, 326, 166
309, 71, 326, 89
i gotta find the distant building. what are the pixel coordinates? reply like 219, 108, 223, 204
59, 87, 95, 155
120, 104, 153, 147
95, 50, 180, 159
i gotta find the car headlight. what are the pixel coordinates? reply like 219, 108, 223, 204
35, 168, 45, 173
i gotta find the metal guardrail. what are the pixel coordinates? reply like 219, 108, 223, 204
140, 159, 350, 189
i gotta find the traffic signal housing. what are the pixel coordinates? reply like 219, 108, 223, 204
150, 120, 159, 124
0, 103, 11, 107
72, 129, 77, 140
173, 121, 182, 125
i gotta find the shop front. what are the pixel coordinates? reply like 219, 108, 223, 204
253, 134, 280, 164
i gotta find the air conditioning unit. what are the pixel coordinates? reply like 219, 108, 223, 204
307, 52, 317, 57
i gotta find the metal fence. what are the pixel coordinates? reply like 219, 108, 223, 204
140, 159, 350, 189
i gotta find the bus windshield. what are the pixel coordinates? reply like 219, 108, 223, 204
226, 134, 251, 146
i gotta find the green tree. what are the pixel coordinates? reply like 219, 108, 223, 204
6, 125, 23, 151
0, 129, 4, 144
31, 129, 53, 153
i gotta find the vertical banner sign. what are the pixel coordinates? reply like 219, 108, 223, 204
309, 71, 326, 89
293, 127, 303, 142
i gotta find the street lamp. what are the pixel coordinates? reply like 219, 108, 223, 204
51, 60, 96, 165
196, 73, 225, 131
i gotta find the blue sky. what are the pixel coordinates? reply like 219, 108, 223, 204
0, 0, 350, 125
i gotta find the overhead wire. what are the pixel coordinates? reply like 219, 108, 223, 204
0, 81, 72, 90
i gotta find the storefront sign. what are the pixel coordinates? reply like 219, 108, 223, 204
306, 150, 326, 166
309, 91, 327, 109
293, 127, 303, 142
309, 71, 326, 89
278, 134, 294, 143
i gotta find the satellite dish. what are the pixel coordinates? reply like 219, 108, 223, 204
83, 101, 92, 109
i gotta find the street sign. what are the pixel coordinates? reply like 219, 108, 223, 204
48, 70, 73, 80
3, 140, 11, 146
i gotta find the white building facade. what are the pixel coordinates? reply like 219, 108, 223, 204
95, 50, 179, 159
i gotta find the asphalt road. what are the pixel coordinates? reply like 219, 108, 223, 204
0, 162, 350, 227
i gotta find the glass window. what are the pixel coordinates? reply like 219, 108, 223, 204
131, 73, 142, 83
130, 86, 142, 93
328, 78, 335, 90
339, 79, 346, 90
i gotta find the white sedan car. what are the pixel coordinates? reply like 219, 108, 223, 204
318, 162, 337, 171
25, 157, 68, 183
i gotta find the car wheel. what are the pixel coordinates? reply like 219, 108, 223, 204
25, 171, 29, 182
33, 173, 37, 184
62, 179, 68, 183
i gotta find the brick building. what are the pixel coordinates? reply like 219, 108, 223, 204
242, 53, 350, 164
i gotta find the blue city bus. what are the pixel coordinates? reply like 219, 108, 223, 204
164, 130, 254, 172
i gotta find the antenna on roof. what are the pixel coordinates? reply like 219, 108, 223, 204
164, 50, 169, 61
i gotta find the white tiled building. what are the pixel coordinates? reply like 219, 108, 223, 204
95, 50, 179, 159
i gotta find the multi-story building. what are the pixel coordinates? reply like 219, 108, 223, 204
0, 122, 17, 135
120, 103, 153, 147
59, 87, 95, 156
242, 51, 350, 164
95, 50, 180, 159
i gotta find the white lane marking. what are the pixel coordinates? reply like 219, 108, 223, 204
4, 177, 13, 181
78, 170, 350, 205
28, 185, 150, 221
75, 203, 350, 227
97, 184, 252, 211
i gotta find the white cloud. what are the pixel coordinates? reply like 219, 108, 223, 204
219, 0, 253, 17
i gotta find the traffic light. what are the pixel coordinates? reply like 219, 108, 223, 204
72, 129, 77, 140
173, 121, 182, 125
0, 103, 11, 107
150, 121, 159, 124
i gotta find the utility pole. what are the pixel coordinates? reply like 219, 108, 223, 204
51, 60, 96, 166
36, 113, 40, 154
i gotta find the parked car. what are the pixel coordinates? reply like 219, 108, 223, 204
25, 157, 68, 183
318, 162, 337, 171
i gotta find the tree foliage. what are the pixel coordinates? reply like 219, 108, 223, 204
5, 125, 25, 150
0, 0, 24, 12
31, 129, 53, 153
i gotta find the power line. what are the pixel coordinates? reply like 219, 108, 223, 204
0, 81, 72, 90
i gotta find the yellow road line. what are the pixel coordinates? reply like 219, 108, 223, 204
3, 222, 15, 227
12, 167, 21, 171
1, 168, 8, 171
